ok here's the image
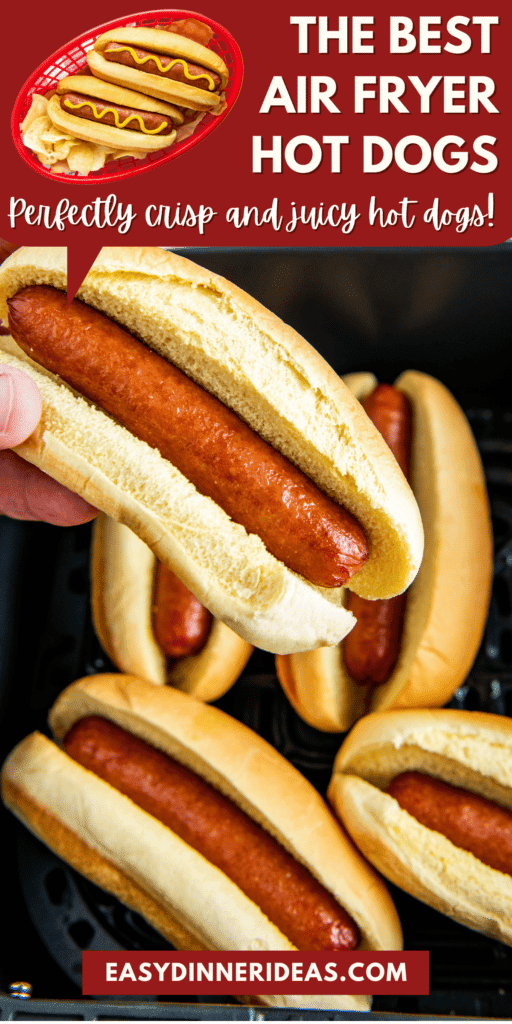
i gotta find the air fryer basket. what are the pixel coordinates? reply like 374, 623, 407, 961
1, 247, 511, 1021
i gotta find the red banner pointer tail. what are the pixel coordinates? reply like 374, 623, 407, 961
67, 244, 102, 303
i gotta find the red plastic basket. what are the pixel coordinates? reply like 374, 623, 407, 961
11, 9, 243, 183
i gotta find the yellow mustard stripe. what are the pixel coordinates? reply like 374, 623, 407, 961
105, 44, 216, 90
63, 98, 169, 134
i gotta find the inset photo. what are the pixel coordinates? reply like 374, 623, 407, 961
11, 11, 242, 180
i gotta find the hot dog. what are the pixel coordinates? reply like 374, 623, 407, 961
87, 27, 229, 113
343, 384, 412, 687
153, 564, 213, 658
1, 674, 403, 1010
0, 248, 423, 654
91, 514, 253, 699
328, 708, 512, 945
276, 371, 492, 728
47, 76, 182, 152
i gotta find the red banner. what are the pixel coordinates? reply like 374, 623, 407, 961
82, 950, 429, 995
1, 1, 511, 249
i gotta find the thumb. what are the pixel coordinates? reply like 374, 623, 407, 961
0, 365, 42, 450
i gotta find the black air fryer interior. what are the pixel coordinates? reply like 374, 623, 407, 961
1, 247, 512, 1021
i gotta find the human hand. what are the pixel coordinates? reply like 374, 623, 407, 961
0, 365, 97, 525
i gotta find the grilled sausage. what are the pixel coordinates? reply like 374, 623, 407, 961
103, 42, 222, 92
152, 563, 213, 659
64, 714, 361, 950
387, 771, 512, 877
7, 285, 369, 590
59, 92, 176, 134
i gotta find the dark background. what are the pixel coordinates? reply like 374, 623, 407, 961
189, 246, 512, 405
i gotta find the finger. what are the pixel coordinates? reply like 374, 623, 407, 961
0, 366, 42, 450
0, 450, 97, 526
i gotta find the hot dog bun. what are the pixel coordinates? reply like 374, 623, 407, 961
91, 513, 253, 699
276, 371, 492, 728
48, 76, 182, 152
2, 674, 403, 1010
0, 248, 423, 654
88, 28, 228, 112
328, 708, 512, 945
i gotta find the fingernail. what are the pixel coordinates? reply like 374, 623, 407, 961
0, 371, 14, 437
